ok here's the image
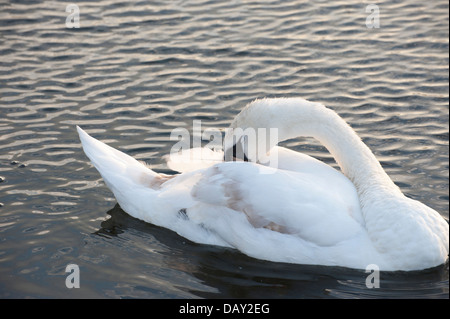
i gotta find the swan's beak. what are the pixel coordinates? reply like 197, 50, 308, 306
223, 142, 249, 162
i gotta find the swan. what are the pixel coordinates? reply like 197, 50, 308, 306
77, 97, 449, 271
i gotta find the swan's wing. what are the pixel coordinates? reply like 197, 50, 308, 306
166, 145, 339, 175
272, 147, 365, 226
165, 147, 223, 173
274, 146, 336, 173
190, 162, 364, 247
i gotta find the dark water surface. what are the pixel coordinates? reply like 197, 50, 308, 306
0, 0, 448, 298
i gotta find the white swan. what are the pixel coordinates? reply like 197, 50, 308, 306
77, 97, 449, 271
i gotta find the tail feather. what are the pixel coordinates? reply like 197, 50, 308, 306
76, 126, 160, 190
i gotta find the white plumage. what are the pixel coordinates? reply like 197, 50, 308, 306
77, 97, 449, 270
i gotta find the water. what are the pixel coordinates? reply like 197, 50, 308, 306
0, 0, 448, 299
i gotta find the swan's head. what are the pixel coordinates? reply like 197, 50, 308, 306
223, 99, 277, 163
223, 97, 328, 163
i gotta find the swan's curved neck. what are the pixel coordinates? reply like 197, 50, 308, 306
241, 99, 402, 198
307, 108, 400, 196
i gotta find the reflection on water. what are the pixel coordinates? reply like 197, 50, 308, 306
92, 205, 449, 299
0, 0, 448, 298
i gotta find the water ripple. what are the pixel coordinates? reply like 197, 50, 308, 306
0, 0, 448, 298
